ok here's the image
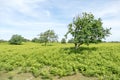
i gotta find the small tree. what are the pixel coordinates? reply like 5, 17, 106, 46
61, 38, 66, 44
9, 34, 24, 45
32, 38, 40, 43
65, 12, 111, 49
22, 38, 30, 42
39, 30, 58, 46
68, 38, 74, 43
0, 39, 7, 43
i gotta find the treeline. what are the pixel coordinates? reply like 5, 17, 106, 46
0, 29, 74, 45
0, 12, 111, 49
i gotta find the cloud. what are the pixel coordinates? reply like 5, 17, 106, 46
103, 19, 120, 29
0, 0, 120, 41
1, 0, 46, 14
0, 0, 52, 22
94, 1, 120, 18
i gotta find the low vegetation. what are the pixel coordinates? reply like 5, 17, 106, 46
0, 42, 120, 79
0, 12, 116, 80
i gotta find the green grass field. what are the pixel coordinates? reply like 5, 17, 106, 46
0, 42, 120, 80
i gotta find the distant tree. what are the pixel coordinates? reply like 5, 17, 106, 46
61, 38, 66, 44
22, 38, 30, 42
0, 39, 7, 43
65, 12, 111, 49
68, 38, 74, 43
39, 30, 58, 46
110, 41, 120, 43
9, 34, 24, 45
32, 38, 40, 43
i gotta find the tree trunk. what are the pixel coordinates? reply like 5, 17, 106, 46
78, 43, 81, 48
75, 43, 78, 50
75, 43, 82, 50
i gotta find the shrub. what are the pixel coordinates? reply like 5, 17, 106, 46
9, 34, 24, 45
61, 38, 66, 44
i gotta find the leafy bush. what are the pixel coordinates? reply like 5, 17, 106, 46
9, 34, 24, 45
61, 38, 66, 44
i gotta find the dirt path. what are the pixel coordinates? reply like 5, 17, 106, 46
0, 71, 98, 80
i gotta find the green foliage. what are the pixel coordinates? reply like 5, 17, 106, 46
31, 67, 40, 77
0, 39, 7, 43
68, 38, 74, 43
8, 76, 13, 80
31, 38, 40, 43
9, 34, 24, 45
65, 12, 111, 49
22, 38, 30, 42
0, 42, 120, 79
61, 38, 66, 44
39, 30, 58, 46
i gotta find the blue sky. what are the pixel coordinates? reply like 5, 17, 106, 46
0, 0, 120, 41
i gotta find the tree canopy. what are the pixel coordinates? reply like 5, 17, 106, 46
61, 38, 66, 44
39, 30, 58, 46
9, 34, 24, 45
65, 12, 111, 49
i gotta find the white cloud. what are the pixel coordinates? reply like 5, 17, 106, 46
94, 1, 120, 18
103, 19, 120, 29
0, 0, 51, 21
0, 0, 120, 41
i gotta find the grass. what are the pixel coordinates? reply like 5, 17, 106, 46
0, 42, 120, 80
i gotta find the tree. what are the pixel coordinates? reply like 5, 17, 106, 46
39, 30, 58, 46
65, 12, 111, 49
22, 38, 30, 42
61, 38, 66, 44
9, 34, 24, 45
32, 38, 40, 43
68, 38, 74, 43
0, 39, 7, 43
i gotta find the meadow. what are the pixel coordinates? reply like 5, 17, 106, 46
0, 42, 120, 80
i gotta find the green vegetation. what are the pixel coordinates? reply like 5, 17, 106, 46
65, 12, 111, 49
0, 42, 120, 79
61, 38, 66, 44
68, 38, 74, 43
9, 34, 24, 45
0, 12, 117, 80
32, 38, 40, 43
38, 30, 58, 46
0, 39, 7, 43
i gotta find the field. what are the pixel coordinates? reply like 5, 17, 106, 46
0, 42, 120, 80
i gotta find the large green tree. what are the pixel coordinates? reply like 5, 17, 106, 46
65, 12, 111, 49
39, 30, 58, 46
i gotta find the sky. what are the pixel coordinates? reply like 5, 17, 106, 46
0, 0, 120, 41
